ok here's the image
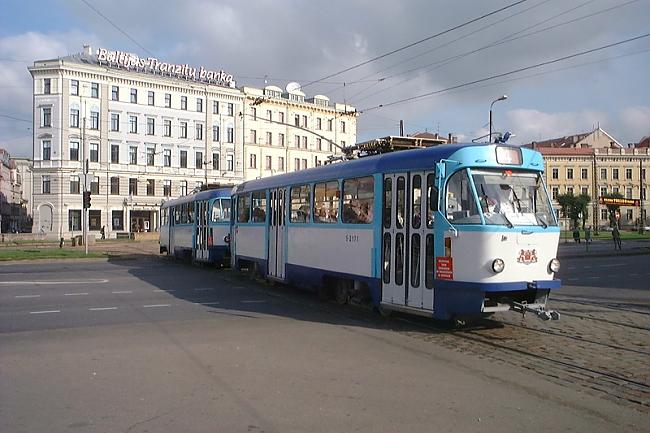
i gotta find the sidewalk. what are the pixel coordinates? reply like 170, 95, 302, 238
557, 238, 650, 258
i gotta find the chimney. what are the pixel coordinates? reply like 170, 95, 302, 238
83, 44, 92, 56
448, 133, 452, 143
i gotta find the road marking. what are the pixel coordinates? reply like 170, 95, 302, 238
143, 304, 171, 308
64, 292, 89, 296
14, 294, 41, 298
196, 302, 220, 306
194, 288, 214, 291
30, 310, 60, 314
0, 279, 108, 285
89, 307, 118, 311
112, 290, 132, 294
602, 264, 625, 267
241, 300, 266, 304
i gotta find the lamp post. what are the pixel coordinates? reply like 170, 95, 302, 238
489, 95, 508, 143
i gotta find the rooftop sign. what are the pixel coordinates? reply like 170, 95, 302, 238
96, 48, 234, 87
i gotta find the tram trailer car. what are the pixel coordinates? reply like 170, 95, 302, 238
230, 143, 561, 321
160, 188, 232, 265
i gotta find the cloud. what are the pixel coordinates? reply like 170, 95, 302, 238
505, 109, 608, 144
619, 106, 650, 142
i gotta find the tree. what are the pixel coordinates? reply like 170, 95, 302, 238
556, 193, 591, 229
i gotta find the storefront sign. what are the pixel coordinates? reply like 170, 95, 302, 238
97, 48, 234, 87
599, 197, 640, 207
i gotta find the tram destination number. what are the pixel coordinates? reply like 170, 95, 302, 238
345, 233, 359, 243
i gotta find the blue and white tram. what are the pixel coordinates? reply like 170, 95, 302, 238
230, 143, 561, 320
160, 188, 232, 265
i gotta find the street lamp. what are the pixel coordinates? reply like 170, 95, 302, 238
489, 95, 508, 143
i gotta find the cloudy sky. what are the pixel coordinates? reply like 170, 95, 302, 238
1, 0, 649, 157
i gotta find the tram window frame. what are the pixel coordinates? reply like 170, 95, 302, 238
251, 191, 267, 223
290, 184, 311, 223
342, 176, 374, 224
383, 178, 392, 229
411, 175, 422, 229
237, 194, 251, 223
313, 180, 340, 224
445, 169, 480, 224
426, 173, 438, 228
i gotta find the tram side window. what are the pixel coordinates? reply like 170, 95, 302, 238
313, 181, 339, 223
174, 207, 180, 225
290, 185, 311, 223
187, 203, 194, 224
427, 173, 438, 229
411, 175, 422, 228
445, 170, 480, 224
161, 208, 168, 226
383, 178, 392, 229
251, 191, 267, 222
222, 199, 231, 221
237, 194, 250, 223
342, 176, 374, 224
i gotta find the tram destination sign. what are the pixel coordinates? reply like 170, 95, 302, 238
598, 197, 640, 207
96, 48, 235, 87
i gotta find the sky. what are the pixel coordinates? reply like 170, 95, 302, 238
1, 0, 649, 157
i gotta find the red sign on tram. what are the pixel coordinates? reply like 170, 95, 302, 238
436, 257, 454, 280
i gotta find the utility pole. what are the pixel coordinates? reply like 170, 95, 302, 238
82, 104, 88, 255
640, 157, 644, 234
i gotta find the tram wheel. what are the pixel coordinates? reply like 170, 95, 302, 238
334, 281, 350, 305
377, 305, 392, 317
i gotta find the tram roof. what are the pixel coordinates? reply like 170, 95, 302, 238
161, 187, 231, 208
234, 142, 539, 194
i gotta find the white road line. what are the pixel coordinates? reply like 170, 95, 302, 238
152, 289, 177, 293
143, 304, 171, 308
14, 294, 41, 298
112, 291, 132, 294
30, 310, 60, 314
196, 302, 220, 306
241, 300, 266, 304
89, 307, 118, 311
64, 292, 89, 296
0, 279, 108, 285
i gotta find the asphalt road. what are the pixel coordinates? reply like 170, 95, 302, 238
1, 257, 648, 433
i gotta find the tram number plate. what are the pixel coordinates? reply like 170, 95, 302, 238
345, 234, 359, 243
436, 257, 453, 280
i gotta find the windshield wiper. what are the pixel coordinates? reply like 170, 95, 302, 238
501, 213, 513, 228
535, 214, 548, 228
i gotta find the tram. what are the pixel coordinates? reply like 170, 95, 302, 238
230, 143, 561, 321
160, 188, 231, 265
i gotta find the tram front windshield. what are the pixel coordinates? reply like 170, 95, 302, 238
445, 169, 556, 227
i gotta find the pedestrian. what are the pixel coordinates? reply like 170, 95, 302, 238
100, 225, 105, 240
612, 226, 622, 250
573, 226, 581, 243
584, 226, 592, 244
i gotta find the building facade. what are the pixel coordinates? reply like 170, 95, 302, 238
0, 149, 31, 233
29, 46, 356, 239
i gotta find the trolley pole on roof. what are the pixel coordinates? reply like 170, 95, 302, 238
489, 95, 508, 143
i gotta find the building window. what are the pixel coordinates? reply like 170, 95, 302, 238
71, 80, 79, 96
227, 103, 234, 116
91, 82, 99, 98
626, 209, 633, 221
552, 186, 558, 200
279, 133, 285, 147
294, 135, 300, 148
316, 118, 322, 130
90, 143, 99, 162
566, 186, 573, 195
612, 168, 619, 180
626, 168, 633, 180
327, 119, 333, 131
581, 168, 588, 179
111, 113, 120, 131
600, 187, 607, 196
302, 159, 308, 170
181, 96, 187, 110
70, 109, 79, 128
566, 168, 573, 180
251, 107, 257, 121
581, 186, 589, 196
626, 187, 633, 199
130, 88, 137, 103
195, 151, 203, 169
317, 138, 322, 151
302, 136, 308, 149
129, 178, 137, 196
266, 110, 272, 121
180, 150, 187, 168
163, 180, 171, 197
147, 147, 155, 166
163, 149, 171, 167
42, 175, 51, 194
147, 179, 155, 196
613, 187, 620, 195
147, 117, 155, 135
148, 91, 154, 106
42, 107, 51, 127
42, 140, 51, 161
212, 153, 219, 170
226, 127, 234, 143
294, 114, 300, 127
112, 85, 119, 101
69, 210, 82, 231
265, 155, 272, 170
226, 154, 233, 171
164, 93, 171, 108
129, 115, 138, 133
278, 156, 284, 171
164, 120, 171, 137
111, 144, 119, 163
302, 115, 307, 127
266, 132, 272, 145
601, 208, 608, 220
90, 176, 99, 194
195, 124, 203, 140
70, 141, 79, 161
250, 129, 257, 144
70, 175, 80, 194
111, 177, 120, 195
212, 125, 220, 141
112, 210, 124, 230
197, 98, 203, 112
180, 121, 188, 138
90, 111, 99, 130
340, 121, 346, 133
180, 180, 188, 196
249, 153, 256, 169
130, 146, 138, 165
600, 168, 607, 179
88, 211, 100, 231
279, 112, 285, 124
213, 101, 219, 114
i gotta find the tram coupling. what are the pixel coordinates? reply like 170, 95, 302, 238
509, 301, 560, 321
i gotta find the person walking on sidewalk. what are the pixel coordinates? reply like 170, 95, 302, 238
584, 226, 592, 244
612, 226, 622, 250
573, 226, 581, 243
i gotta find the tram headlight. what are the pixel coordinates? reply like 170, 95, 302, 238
549, 258, 560, 273
491, 258, 505, 273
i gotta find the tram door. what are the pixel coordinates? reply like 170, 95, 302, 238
381, 172, 434, 310
194, 200, 209, 261
268, 188, 286, 279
